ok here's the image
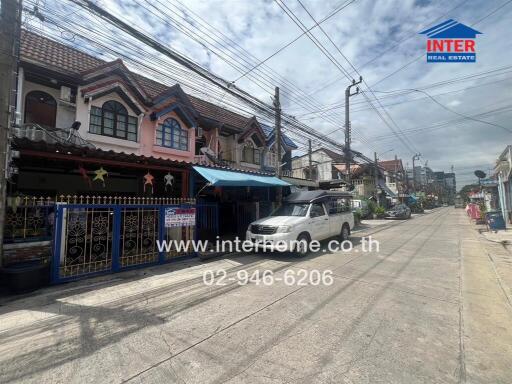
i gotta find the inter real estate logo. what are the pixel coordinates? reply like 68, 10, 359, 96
419, 19, 482, 63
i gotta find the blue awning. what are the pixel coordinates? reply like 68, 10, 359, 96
193, 166, 291, 187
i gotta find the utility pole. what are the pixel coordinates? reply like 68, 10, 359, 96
344, 76, 362, 190
412, 153, 421, 192
274, 86, 281, 177
394, 154, 399, 190
0, 0, 20, 267
308, 139, 313, 181
404, 163, 410, 203
274, 86, 282, 203
451, 164, 455, 202
374, 152, 380, 207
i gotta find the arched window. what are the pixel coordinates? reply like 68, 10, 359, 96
89, 100, 138, 141
242, 141, 260, 165
156, 118, 188, 151
24, 91, 57, 128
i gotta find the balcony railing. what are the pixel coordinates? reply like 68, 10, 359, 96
194, 154, 235, 167
13, 123, 95, 148
194, 154, 210, 165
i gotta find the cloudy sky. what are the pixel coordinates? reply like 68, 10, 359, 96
29, 0, 512, 188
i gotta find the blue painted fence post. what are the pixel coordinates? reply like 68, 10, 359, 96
51, 205, 63, 283
158, 206, 166, 263
111, 206, 121, 272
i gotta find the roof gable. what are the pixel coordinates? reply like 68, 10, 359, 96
19, 30, 257, 132
81, 81, 146, 115
378, 159, 404, 173
260, 123, 298, 149
238, 117, 266, 146
316, 147, 344, 162
419, 19, 482, 38
152, 84, 198, 118
81, 59, 150, 102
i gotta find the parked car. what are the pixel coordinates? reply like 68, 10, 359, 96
351, 199, 370, 218
385, 204, 411, 219
409, 202, 424, 213
454, 197, 464, 208
246, 190, 354, 255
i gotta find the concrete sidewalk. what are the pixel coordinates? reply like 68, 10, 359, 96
479, 228, 512, 244
459, 213, 512, 383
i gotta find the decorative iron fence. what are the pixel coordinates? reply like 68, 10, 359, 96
55, 195, 195, 205
120, 207, 160, 267
236, 202, 258, 238
52, 202, 218, 283
3, 196, 55, 243
3, 195, 196, 244
3, 196, 218, 281
57, 206, 114, 278
196, 203, 219, 241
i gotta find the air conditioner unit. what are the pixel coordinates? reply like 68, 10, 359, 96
60, 86, 71, 102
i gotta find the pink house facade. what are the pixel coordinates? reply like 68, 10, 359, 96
74, 60, 198, 163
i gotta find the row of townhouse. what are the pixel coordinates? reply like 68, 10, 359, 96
492, 145, 512, 224
2, 30, 309, 278
14, 30, 299, 187
464, 146, 509, 224
291, 149, 406, 202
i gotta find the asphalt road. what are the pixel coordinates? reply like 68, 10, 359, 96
1, 207, 511, 383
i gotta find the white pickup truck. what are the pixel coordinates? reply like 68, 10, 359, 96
246, 190, 354, 255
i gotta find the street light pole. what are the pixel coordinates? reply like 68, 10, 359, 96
344, 76, 362, 190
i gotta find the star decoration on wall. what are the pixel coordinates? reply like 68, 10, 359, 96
93, 166, 108, 187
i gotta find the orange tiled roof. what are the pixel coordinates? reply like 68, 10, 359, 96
378, 159, 403, 172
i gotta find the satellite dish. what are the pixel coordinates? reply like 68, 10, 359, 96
474, 170, 486, 179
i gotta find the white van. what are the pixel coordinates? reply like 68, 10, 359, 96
246, 191, 354, 255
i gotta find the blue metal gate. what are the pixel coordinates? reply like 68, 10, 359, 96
51, 203, 218, 283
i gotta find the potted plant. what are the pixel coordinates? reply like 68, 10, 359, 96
375, 206, 386, 218
0, 252, 51, 294
354, 209, 362, 226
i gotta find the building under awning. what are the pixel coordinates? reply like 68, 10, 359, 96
378, 181, 397, 197
282, 176, 318, 188
193, 166, 291, 187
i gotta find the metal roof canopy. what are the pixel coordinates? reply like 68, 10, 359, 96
193, 166, 291, 187
285, 190, 353, 203
378, 181, 397, 198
